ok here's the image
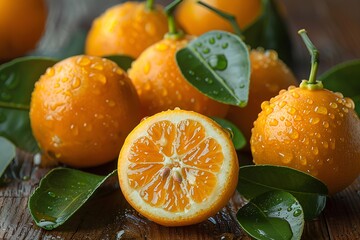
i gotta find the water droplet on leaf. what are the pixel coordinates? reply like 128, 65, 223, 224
207, 54, 227, 71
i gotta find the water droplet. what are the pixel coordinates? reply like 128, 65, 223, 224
239, 83, 245, 88
196, 42, 202, 47
106, 99, 116, 107
315, 106, 328, 115
306, 99, 313, 104
269, 119, 278, 126
342, 107, 349, 113
292, 92, 300, 98
47, 206, 53, 210
71, 77, 81, 89
309, 117, 320, 125
4, 74, 19, 90
312, 146, 319, 155
300, 156, 307, 165
329, 102, 338, 109
293, 209, 302, 217
344, 97, 355, 109
334, 92, 343, 98
221, 43, 228, 49
195, 76, 201, 81
188, 70, 195, 76
287, 107, 296, 115
90, 62, 104, 71
83, 122, 93, 131
46, 67, 55, 77
1, 91, 12, 101
209, 37, 215, 44
70, 124, 79, 136
323, 141, 329, 149
204, 77, 213, 84
216, 33, 222, 39
48, 191, 56, 198
77, 56, 91, 66
202, 48, 210, 54
279, 152, 293, 164
289, 129, 299, 140
155, 43, 168, 51
212, 90, 219, 95
287, 207, 293, 212
207, 54, 227, 71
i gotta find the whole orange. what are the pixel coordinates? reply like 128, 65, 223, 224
176, 0, 262, 36
226, 49, 297, 144
251, 84, 360, 194
128, 35, 229, 118
85, 1, 168, 59
0, 0, 47, 61
30, 55, 141, 168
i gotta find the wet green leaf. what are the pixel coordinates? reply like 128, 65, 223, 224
237, 191, 304, 240
28, 168, 117, 230
237, 165, 328, 220
104, 55, 135, 71
176, 30, 250, 107
243, 0, 293, 65
0, 57, 58, 153
211, 117, 246, 150
319, 59, 360, 116
0, 137, 16, 178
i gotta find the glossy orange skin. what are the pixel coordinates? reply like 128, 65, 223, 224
85, 2, 168, 59
0, 0, 47, 61
176, 0, 262, 36
226, 49, 297, 145
128, 35, 229, 118
251, 86, 360, 194
30, 55, 141, 168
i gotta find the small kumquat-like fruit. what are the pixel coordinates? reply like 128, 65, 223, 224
250, 30, 360, 194
30, 55, 141, 168
85, 1, 168, 59
176, 0, 262, 36
118, 109, 239, 226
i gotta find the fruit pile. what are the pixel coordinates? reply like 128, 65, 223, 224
1, 0, 359, 238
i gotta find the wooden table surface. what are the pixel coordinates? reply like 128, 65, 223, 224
1, 0, 360, 239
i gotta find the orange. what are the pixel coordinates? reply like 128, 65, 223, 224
176, 0, 262, 36
0, 0, 47, 61
128, 35, 229, 118
118, 108, 239, 226
250, 85, 360, 194
30, 55, 141, 168
85, 1, 168, 59
226, 49, 297, 144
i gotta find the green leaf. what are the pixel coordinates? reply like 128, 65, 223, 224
176, 30, 250, 106
0, 57, 58, 153
0, 137, 16, 178
243, 0, 293, 66
237, 165, 328, 220
237, 191, 304, 240
319, 59, 360, 116
104, 55, 135, 71
28, 168, 117, 230
211, 117, 246, 150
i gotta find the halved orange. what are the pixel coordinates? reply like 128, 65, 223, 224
117, 109, 239, 226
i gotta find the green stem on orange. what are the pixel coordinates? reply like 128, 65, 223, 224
164, 0, 184, 39
298, 29, 323, 90
145, 0, 155, 11
0, 101, 30, 111
197, 1, 244, 39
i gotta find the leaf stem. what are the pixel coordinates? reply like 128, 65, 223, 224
298, 29, 319, 85
197, 1, 244, 39
164, 0, 184, 39
146, 0, 155, 11
0, 101, 30, 111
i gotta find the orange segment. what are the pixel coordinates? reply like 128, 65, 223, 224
118, 109, 239, 226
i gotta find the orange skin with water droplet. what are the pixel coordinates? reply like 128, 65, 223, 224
30, 55, 141, 168
226, 49, 297, 146
128, 36, 229, 118
176, 0, 262, 36
85, 2, 168, 59
251, 86, 360, 194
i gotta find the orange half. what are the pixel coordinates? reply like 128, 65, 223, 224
118, 109, 239, 226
